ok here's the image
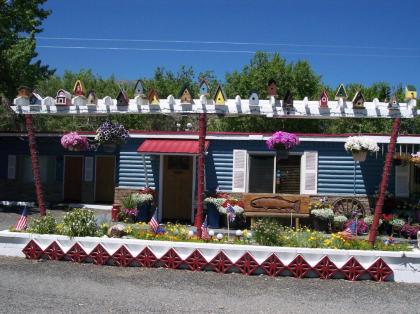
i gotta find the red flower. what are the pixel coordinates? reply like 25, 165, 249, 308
382, 214, 393, 222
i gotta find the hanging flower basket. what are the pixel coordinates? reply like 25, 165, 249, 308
352, 151, 368, 162
344, 136, 379, 162
95, 121, 129, 150
266, 131, 300, 158
60, 132, 89, 152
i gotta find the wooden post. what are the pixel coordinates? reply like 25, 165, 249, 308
195, 113, 207, 237
24, 114, 46, 216
368, 117, 401, 245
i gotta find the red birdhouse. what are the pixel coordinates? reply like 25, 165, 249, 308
319, 90, 329, 108
267, 79, 278, 97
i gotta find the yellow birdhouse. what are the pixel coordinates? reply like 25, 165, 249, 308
405, 85, 417, 100
148, 89, 160, 105
214, 85, 226, 105
179, 85, 193, 104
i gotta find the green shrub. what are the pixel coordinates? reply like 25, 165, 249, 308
253, 218, 283, 246
61, 208, 97, 237
27, 213, 57, 234
121, 194, 138, 209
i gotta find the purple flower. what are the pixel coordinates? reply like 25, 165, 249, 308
95, 121, 129, 145
61, 132, 89, 151
266, 131, 300, 150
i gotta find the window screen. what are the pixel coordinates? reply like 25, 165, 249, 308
248, 155, 274, 193
276, 155, 301, 194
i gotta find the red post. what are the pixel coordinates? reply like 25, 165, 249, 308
24, 115, 46, 216
368, 117, 401, 245
195, 113, 207, 237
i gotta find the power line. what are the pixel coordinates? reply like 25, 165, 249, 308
36, 36, 420, 51
37, 45, 420, 58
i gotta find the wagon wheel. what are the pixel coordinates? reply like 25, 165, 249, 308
332, 197, 365, 217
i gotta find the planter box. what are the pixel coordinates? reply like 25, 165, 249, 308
0, 230, 419, 283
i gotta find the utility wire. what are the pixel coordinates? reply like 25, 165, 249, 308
37, 45, 420, 58
36, 36, 420, 51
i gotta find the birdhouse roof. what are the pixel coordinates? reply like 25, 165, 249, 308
213, 84, 227, 100
178, 84, 194, 98
406, 85, 416, 91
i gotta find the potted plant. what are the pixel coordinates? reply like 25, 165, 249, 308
410, 152, 420, 167
266, 131, 300, 159
332, 215, 348, 232
119, 194, 138, 223
311, 208, 334, 232
389, 218, 405, 235
133, 188, 156, 222
60, 132, 89, 151
95, 121, 129, 152
393, 153, 411, 166
204, 191, 227, 228
344, 136, 379, 162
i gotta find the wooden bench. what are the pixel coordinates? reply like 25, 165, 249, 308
242, 193, 310, 228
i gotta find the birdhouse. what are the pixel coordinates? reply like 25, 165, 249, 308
86, 90, 98, 105
335, 84, 348, 100
73, 80, 85, 97
17, 86, 31, 98
214, 84, 226, 105
352, 91, 365, 109
283, 90, 293, 108
249, 91, 259, 106
319, 90, 329, 108
134, 80, 145, 97
405, 85, 417, 100
116, 89, 129, 106
55, 89, 71, 105
267, 79, 278, 97
199, 80, 209, 96
389, 95, 399, 110
148, 89, 160, 105
29, 92, 42, 105
179, 85, 193, 104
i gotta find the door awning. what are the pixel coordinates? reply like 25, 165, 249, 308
137, 140, 209, 155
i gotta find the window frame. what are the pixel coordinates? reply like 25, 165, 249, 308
246, 151, 276, 193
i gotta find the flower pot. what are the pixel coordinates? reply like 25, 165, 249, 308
207, 203, 220, 228
102, 143, 117, 153
352, 151, 367, 162
137, 201, 152, 222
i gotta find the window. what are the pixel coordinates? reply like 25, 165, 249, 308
19, 155, 56, 183
248, 155, 275, 193
276, 155, 301, 194
410, 165, 420, 198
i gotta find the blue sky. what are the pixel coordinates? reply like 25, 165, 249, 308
37, 0, 420, 89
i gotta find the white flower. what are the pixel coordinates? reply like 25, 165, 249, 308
344, 136, 379, 153
311, 208, 334, 220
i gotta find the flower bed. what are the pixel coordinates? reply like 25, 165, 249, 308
1, 230, 420, 283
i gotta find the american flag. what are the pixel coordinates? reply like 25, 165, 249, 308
15, 207, 28, 231
201, 215, 210, 240
149, 209, 159, 233
226, 204, 236, 222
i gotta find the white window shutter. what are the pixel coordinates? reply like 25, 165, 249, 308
7, 155, 16, 179
84, 157, 94, 182
300, 151, 318, 194
395, 165, 409, 198
232, 150, 247, 192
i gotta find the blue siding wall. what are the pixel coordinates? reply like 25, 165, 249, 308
118, 139, 159, 189
206, 139, 392, 195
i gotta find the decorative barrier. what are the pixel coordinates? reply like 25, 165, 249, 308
1, 231, 420, 283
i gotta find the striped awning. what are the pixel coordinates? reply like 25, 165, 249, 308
137, 139, 209, 155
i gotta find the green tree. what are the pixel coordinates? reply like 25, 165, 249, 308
0, 0, 54, 100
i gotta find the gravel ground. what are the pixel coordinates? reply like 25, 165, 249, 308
0, 256, 419, 314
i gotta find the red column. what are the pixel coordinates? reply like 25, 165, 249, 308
368, 117, 401, 245
195, 113, 207, 237
24, 115, 46, 216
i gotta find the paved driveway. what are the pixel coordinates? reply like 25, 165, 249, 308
0, 256, 419, 314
